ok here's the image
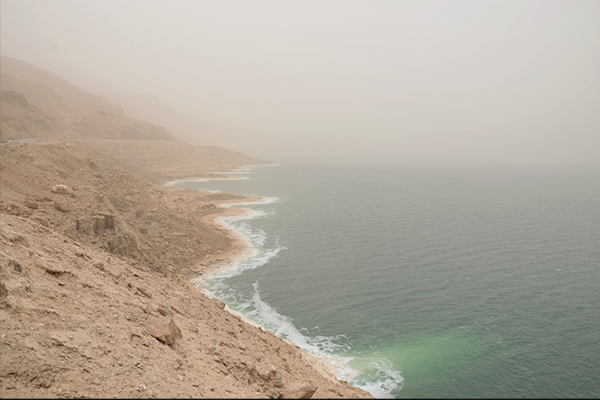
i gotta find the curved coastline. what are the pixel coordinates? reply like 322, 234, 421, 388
0, 138, 374, 398
164, 174, 365, 394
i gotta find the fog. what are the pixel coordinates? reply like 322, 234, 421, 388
2, 0, 599, 167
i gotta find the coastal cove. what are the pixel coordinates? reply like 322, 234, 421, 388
3, 3, 600, 398
165, 171, 357, 393
171, 158, 600, 399
167, 169, 376, 392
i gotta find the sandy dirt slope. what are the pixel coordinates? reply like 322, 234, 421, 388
0, 140, 373, 399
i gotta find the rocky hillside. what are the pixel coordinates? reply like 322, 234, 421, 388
0, 140, 266, 277
0, 56, 173, 141
0, 139, 373, 399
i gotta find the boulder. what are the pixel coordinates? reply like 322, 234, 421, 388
278, 381, 317, 399
144, 315, 182, 345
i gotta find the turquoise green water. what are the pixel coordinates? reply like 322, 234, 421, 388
171, 159, 600, 398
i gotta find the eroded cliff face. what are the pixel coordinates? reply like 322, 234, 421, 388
0, 140, 373, 399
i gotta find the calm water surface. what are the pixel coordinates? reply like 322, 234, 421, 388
172, 159, 600, 398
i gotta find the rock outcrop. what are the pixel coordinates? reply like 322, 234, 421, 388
76, 214, 115, 236
51, 184, 72, 195
144, 315, 182, 345
279, 381, 319, 399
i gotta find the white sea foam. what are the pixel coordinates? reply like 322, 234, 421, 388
212, 245, 284, 281
176, 165, 397, 398
229, 163, 281, 172
214, 163, 281, 176
199, 199, 364, 385
202, 195, 401, 399
247, 282, 349, 356
226, 282, 364, 384
164, 175, 249, 187
220, 196, 279, 208
205, 201, 284, 281
238, 282, 404, 398
343, 353, 404, 398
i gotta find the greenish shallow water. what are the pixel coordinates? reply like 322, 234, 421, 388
171, 159, 600, 398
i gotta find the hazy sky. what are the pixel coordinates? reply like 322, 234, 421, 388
2, 0, 599, 166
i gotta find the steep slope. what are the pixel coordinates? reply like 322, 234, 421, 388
0, 90, 63, 139
0, 139, 373, 399
0, 212, 371, 399
0, 140, 263, 276
0, 56, 173, 141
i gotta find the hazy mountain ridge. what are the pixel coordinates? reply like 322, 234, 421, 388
0, 56, 173, 141
102, 90, 284, 158
102, 91, 212, 145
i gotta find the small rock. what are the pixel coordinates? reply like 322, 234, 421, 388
278, 381, 318, 399
257, 364, 277, 381
9, 260, 22, 273
24, 200, 39, 209
53, 200, 69, 212
157, 307, 169, 316
31, 216, 50, 227
215, 300, 226, 309
273, 371, 284, 388
144, 315, 182, 345
51, 184, 71, 195
137, 287, 152, 298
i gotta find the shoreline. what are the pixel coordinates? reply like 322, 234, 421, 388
163, 163, 281, 187
1, 138, 373, 398
165, 176, 361, 391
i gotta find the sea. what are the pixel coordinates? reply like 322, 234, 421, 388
169, 157, 600, 398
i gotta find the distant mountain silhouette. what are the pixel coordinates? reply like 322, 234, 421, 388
102, 91, 280, 158
0, 56, 174, 141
